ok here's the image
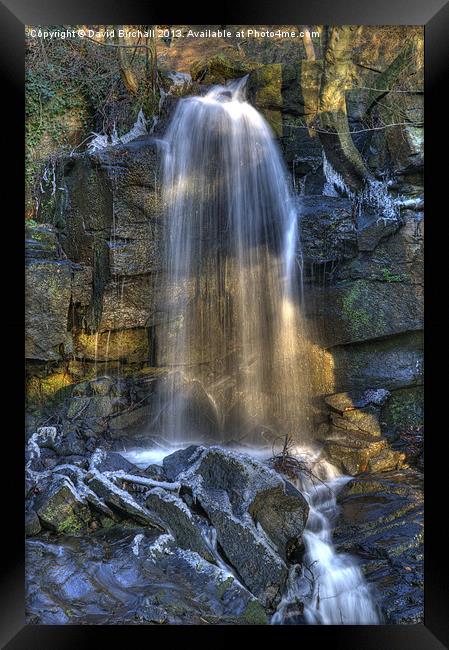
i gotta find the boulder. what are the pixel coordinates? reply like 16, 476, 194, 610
330, 407, 382, 436
248, 481, 309, 561
145, 487, 214, 562
88, 449, 140, 474
178, 446, 309, 608
35, 475, 91, 533
86, 470, 163, 528
142, 464, 167, 481
162, 445, 204, 481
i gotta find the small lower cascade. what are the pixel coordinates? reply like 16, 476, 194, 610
272, 448, 381, 625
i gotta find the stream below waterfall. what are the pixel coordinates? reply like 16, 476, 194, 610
121, 444, 381, 624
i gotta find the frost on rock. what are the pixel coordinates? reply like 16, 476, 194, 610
87, 469, 164, 528
87, 109, 148, 152
323, 153, 352, 198
132, 533, 145, 557
89, 448, 107, 471
145, 487, 193, 518
104, 470, 181, 492
146, 533, 176, 560
322, 152, 402, 225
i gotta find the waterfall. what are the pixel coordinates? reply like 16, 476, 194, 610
155, 77, 311, 443
272, 447, 381, 625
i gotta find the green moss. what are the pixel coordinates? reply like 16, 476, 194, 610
26, 371, 74, 408
341, 282, 372, 337
250, 64, 283, 108
382, 386, 424, 431
239, 599, 268, 625
216, 576, 234, 599
381, 267, 407, 283
262, 108, 283, 137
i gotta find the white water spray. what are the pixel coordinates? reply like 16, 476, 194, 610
272, 447, 380, 625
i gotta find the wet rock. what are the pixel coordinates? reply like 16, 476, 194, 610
25, 510, 42, 536
307, 279, 423, 348
25, 222, 60, 260
330, 407, 382, 436
321, 428, 405, 475
330, 331, 423, 393
299, 196, 357, 264
25, 527, 267, 624
334, 469, 423, 623
35, 475, 92, 533
145, 487, 214, 562
179, 446, 309, 608
162, 445, 204, 481
325, 388, 391, 414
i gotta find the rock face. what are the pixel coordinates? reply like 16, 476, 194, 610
25, 259, 72, 361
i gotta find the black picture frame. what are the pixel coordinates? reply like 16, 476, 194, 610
3, 0, 448, 647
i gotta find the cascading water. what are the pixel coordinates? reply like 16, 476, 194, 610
147, 76, 380, 625
272, 447, 381, 625
156, 77, 311, 443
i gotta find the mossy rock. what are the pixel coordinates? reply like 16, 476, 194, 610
238, 599, 268, 625
35, 476, 91, 534
190, 53, 255, 84
26, 371, 74, 407
73, 328, 149, 363
381, 386, 423, 432
247, 64, 283, 109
